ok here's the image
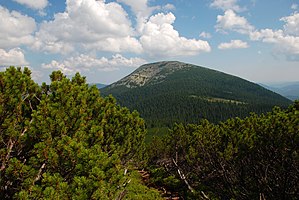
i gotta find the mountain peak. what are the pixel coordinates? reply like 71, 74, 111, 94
101, 61, 291, 126
110, 61, 193, 88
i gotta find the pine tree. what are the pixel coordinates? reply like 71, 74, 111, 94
0, 67, 161, 199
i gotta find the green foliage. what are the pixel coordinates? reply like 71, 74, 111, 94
149, 103, 299, 199
121, 170, 162, 200
0, 67, 160, 199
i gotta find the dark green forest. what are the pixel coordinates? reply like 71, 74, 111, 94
148, 104, 299, 199
1, 67, 298, 199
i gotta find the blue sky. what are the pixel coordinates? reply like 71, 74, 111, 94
0, 0, 299, 84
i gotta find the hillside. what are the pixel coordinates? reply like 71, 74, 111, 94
101, 61, 292, 127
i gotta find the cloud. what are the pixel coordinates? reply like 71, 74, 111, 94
33, 0, 142, 54
117, 0, 159, 35
42, 54, 146, 74
218, 40, 249, 49
215, 9, 254, 34
214, 10, 299, 59
81, 37, 142, 53
117, 0, 157, 18
280, 12, 299, 36
0, 6, 36, 49
1, 0, 212, 62
250, 29, 299, 58
117, 0, 175, 35
12, 0, 48, 10
140, 12, 211, 57
248, 12, 299, 59
116, 0, 175, 18
25, 0, 211, 60
0, 48, 29, 66
210, 0, 245, 12
199, 32, 212, 39
214, 8, 299, 59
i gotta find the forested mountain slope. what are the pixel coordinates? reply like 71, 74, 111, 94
101, 61, 292, 127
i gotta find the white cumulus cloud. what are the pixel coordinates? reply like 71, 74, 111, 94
210, 0, 244, 12
42, 54, 146, 74
1, 0, 213, 63
215, 9, 254, 34
280, 12, 299, 36
0, 6, 36, 49
12, 0, 48, 10
0, 48, 29, 66
218, 40, 249, 49
140, 12, 211, 57
33, 0, 142, 54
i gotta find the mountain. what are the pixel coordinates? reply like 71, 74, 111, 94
101, 61, 292, 127
90, 83, 107, 89
260, 82, 299, 101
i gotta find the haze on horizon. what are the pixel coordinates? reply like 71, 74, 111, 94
0, 0, 299, 84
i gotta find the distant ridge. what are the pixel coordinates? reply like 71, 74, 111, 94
260, 82, 299, 101
94, 83, 107, 89
101, 61, 292, 127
